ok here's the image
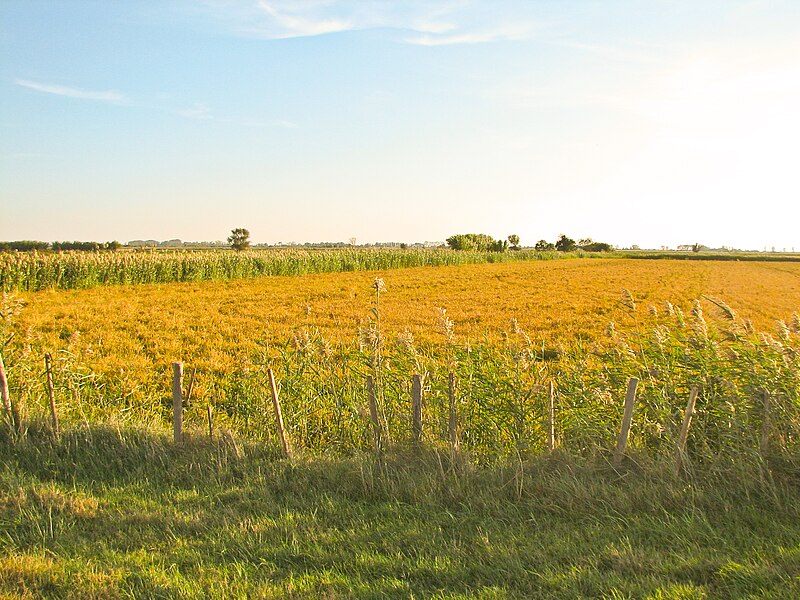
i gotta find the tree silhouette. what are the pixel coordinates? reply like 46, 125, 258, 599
555, 234, 576, 252
228, 228, 251, 251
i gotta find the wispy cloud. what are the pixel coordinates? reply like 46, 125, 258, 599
257, 1, 352, 38
15, 79, 126, 103
194, 1, 540, 45
406, 25, 532, 46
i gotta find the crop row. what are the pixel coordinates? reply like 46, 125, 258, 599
0, 248, 571, 292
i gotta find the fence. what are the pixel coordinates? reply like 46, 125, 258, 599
3, 354, 785, 480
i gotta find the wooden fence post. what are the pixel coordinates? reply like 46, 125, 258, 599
267, 368, 292, 459
613, 377, 639, 468
44, 353, 59, 437
207, 404, 214, 440
674, 386, 699, 476
411, 374, 423, 443
448, 372, 459, 454
172, 362, 183, 443
367, 375, 382, 454
547, 381, 556, 452
0, 351, 20, 435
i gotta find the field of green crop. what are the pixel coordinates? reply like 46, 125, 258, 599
0, 247, 575, 292
3, 247, 797, 294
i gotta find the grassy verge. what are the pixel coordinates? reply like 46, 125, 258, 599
2, 426, 799, 599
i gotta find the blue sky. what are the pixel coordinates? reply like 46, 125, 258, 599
1, 1, 799, 249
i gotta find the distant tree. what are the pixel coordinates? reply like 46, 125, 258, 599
508, 234, 520, 250
555, 234, 577, 252
575, 237, 614, 252
581, 242, 614, 252
692, 243, 701, 253
446, 233, 507, 252
0, 240, 49, 252
535, 239, 555, 251
490, 239, 508, 252
228, 228, 251, 251
52, 241, 100, 251
348, 237, 357, 246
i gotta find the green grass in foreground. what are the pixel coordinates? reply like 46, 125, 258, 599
1, 426, 799, 599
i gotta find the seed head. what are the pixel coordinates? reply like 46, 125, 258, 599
703, 295, 737, 321
396, 330, 416, 354
621, 289, 636, 312
691, 299, 703, 320
435, 307, 455, 344
373, 277, 387, 294
777, 321, 791, 342
653, 325, 669, 347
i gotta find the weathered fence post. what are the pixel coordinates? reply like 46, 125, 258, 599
760, 390, 771, 460
547, 381, 556, 452
44, 353, 59, 437
267, 368, 292, 459
411, 374, 423, 443
172, 362, 183, 443
367, 375, 382, 454
674, 386, 699, 476
613, 377, 639, 468
448, 372, 459, 454
207, 404, 214, 440
0, 350, 20, 435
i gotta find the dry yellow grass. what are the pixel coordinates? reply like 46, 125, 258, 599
8, 258, 799, 389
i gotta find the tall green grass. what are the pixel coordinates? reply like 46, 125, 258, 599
3, 427, 799, 598
0, 248, 571, 292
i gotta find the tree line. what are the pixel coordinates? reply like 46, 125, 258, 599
446, 233, 613, 253
0, 240, 122, 252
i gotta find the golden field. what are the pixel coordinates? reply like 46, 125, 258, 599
5, 257, 797, 392
14, 257, 799, 340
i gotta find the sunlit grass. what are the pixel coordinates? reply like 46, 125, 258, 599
1, 431, 799, 599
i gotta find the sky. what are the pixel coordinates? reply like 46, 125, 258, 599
1, 0, 799, 250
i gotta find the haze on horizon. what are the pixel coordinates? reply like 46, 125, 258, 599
1, 1, 798, 251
